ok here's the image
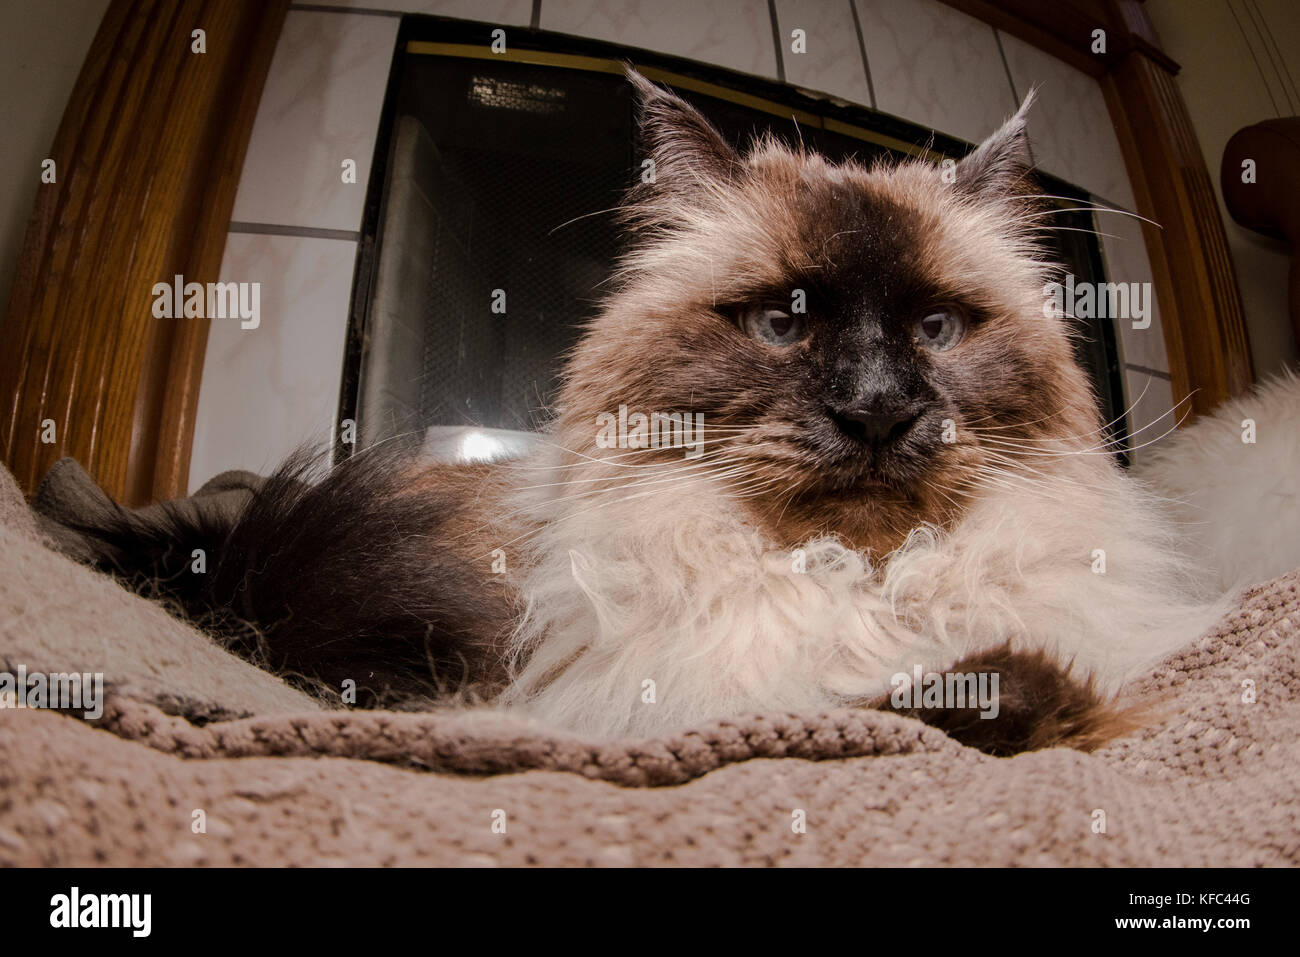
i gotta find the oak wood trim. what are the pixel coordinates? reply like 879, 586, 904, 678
0, 0, 289, 505
1102, 56, 1254, 411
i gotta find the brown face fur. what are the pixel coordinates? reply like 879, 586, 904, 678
555, 74, 1102, 555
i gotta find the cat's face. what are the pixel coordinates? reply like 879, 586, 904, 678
559, 73, 1100, 553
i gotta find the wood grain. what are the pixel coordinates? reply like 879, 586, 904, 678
1103, 54, 1254, 412
0, 0, 288, 505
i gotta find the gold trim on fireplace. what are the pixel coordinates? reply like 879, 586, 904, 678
404, 40, 936, 160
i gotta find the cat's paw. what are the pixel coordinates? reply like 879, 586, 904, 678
874, 643, 1148, 755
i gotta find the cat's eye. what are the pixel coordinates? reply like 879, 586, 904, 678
742, 306, 804, 346
913, 307, 967, 352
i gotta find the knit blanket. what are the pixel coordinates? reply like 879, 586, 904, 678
1, 462, 1297, 866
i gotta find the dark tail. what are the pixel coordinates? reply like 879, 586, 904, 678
43, 449, 513, 707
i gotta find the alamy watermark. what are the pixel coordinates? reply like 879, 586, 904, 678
152, 274, 260, 329
1043, 274, 1151, 329
0, 665, 104, 720
50, 887, 150, 937
890, 664, 1000, 719
596, 404, 705, 459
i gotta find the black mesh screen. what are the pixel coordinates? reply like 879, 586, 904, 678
386, 57, 632, 433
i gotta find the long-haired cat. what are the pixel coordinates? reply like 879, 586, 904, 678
77, 71, 1222, 755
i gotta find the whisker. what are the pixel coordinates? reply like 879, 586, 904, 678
497, 428, 767, 472
1020, 194, 1164, 230
966, 376, 1158, 447
547, 204, 634, 236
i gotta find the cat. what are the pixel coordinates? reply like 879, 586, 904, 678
75, 70, 1224, 755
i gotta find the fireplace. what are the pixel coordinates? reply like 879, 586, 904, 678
341, 18, 1127, 465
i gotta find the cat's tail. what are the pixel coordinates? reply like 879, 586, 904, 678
873, 643, 1152, 755
41, 448, 511, 706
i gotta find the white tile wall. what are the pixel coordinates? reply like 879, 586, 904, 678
1098, 200, 1175, 458
773, 0, 871, 105
540, 0, 779, 79
189, 234, 356, 492
1097, 201, 1169, 376
229, 9, 399, 233
854, 0, 1017, 146
999, 32, 1136, 210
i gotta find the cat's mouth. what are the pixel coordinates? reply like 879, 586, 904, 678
810, 445, 931, 496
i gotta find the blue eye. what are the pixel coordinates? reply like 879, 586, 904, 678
743, 307, 804, 346
914, 307, 967, 351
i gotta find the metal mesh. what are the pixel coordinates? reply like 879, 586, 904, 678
416, 146, 625, 431
356, 58, 631, 439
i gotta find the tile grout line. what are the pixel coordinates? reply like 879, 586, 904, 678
1124, 363, 1172, 382
229, 221, 362, 242
992, 25, 1021, 104
766, 0, 786, 83
847, 0, 876, 110
992, 26, 1036, 168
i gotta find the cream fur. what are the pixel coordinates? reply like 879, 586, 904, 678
497, 446, 1225, 737
1140, 367, 1300, 592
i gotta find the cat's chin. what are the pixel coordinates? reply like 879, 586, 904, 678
746, 478, 957, 556
808, 458, 943, 507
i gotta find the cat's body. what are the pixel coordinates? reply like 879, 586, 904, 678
79, 72, 1222, 752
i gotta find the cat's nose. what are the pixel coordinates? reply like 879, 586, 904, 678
830, 402, 922, 447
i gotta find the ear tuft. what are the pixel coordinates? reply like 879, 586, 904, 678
626, 66, 740, 197
955, 88, 1036, 198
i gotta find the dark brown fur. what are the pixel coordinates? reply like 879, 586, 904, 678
873, 645, 1148, 755
71, 447, 521, 708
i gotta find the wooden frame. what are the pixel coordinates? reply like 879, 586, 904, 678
0, 0, 288, 506
944, 0, 1254, 413
0, 0, 1249, 506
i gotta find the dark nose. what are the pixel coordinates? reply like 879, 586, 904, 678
830, 401, 922, 447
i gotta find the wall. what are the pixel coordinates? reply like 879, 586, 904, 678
188, 8, 400, 487
182, 0, 1173, 487
1146, 0, 1299, 381
0, 0, 111, 315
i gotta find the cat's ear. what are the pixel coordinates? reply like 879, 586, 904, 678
955, 89, 1035, 198
626, 67, 740, 197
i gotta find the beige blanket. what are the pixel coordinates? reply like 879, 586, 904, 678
1, 464, 1296, 866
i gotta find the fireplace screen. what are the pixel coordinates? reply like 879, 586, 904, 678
344, 31, 1127, 464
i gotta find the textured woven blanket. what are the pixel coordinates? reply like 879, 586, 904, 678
1, 462, 1297, 866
